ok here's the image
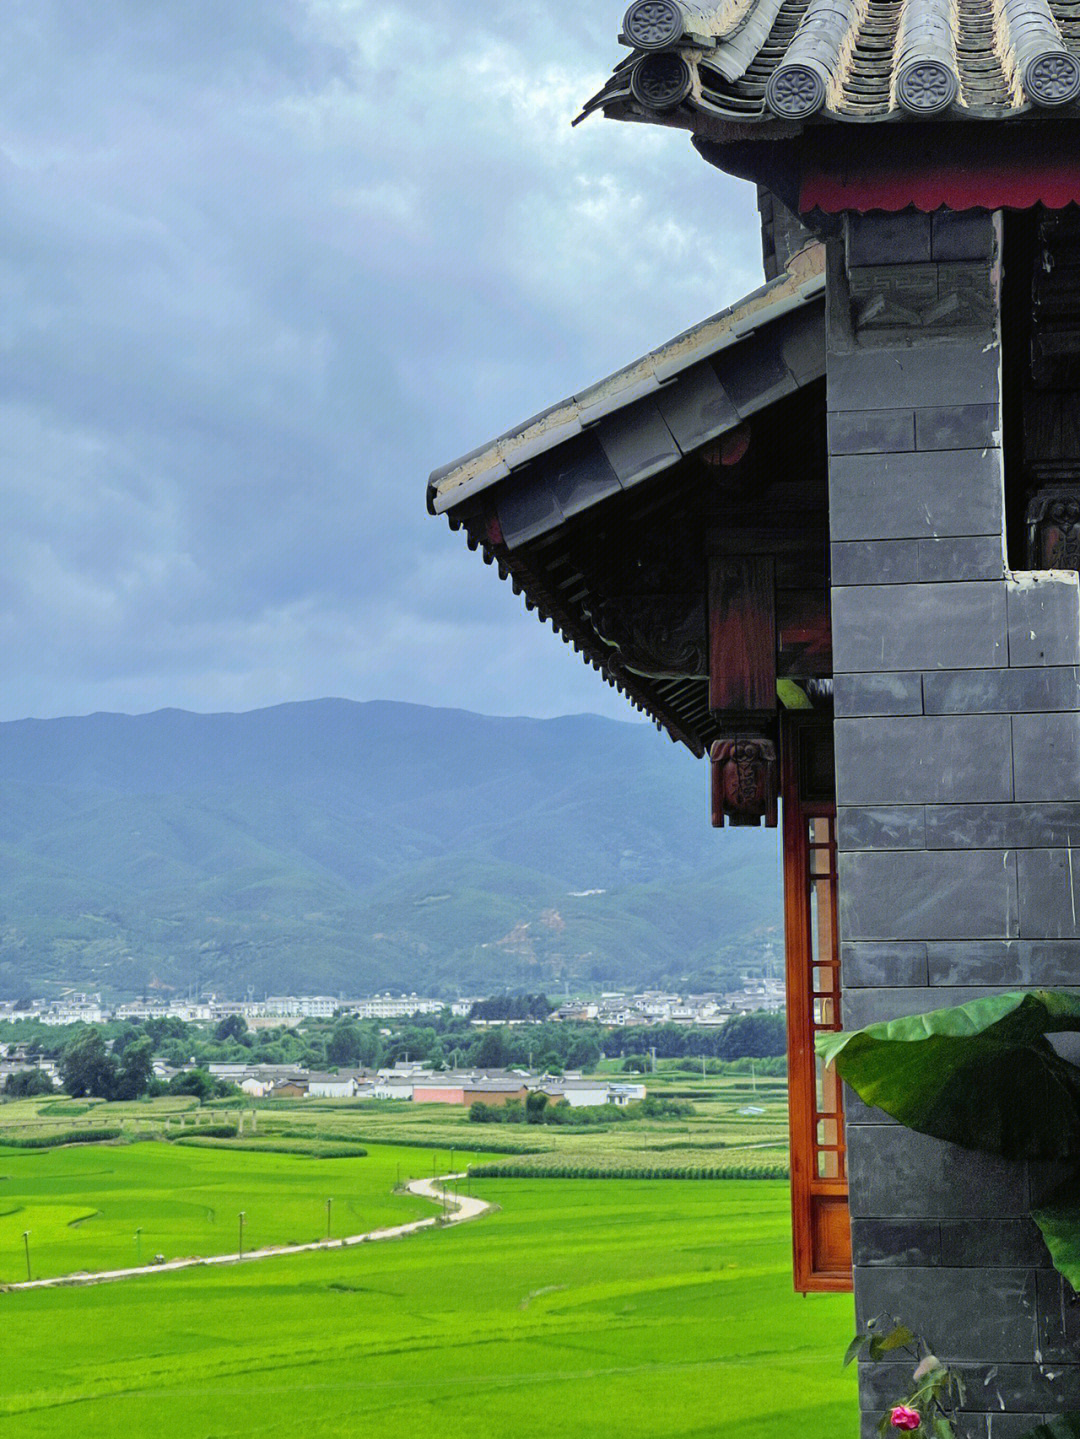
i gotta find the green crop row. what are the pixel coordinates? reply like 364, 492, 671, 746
469, 1159, 790, 1180
172, 1137, 368, 1159
0, 1127, 124, 1149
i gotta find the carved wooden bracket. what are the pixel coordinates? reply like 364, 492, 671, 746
1027, 482, 1080, 569
590, 595, 707, 678
710, 735, 779, 829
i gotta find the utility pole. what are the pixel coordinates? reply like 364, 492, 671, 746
135, 1227, 142, 1264
326, 1197, 333, 1241
238, 1211, 246, 1259
23, 1231, 31, 1282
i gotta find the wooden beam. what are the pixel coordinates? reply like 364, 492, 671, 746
708, 556, 777, 715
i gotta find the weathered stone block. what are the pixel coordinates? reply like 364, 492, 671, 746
841, 985, 1015, 1028
851, 1219, 941, 1267
829, 408, 916, 455
1036, 1269, 1080, 1362
847, 213, 933, 267
926, 940, 1080, 987
861, 1364, 1080, 1420
925, 667, 1080, 715
915, 403, 999, 452
848, 1127, 1027, 1219
835, 715, 1012, 805
835, 673, 924, 717
939, 1219, 1050, 1270
925, 803, 1080, 851
1013, 713, 1080, 801
863, 1413, 1050, 1439
1007, 573, 1080, 668
1017, 850, 1080, 938
854, 1265, 1037, 1360
832, 539, 920, 587
838, 805, 926, 851
842, 941, 929, 987
828, 341, 1001, 413
832, 583, 1007, 674
918, 536, 1005, 583
931, 211, 997, 262
839, 850, 1018, 941
830, 450, 1004, 542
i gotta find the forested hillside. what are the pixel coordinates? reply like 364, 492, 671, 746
0, 700, 782, 999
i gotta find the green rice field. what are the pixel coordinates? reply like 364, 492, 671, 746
0, 1086, 856, 1438
3, 1170, 856, 1439
0, 1141, 440, 1281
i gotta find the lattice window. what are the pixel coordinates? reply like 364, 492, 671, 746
782, 715, 852, 1294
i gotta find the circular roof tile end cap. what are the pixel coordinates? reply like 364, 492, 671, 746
765, 63, 828, 118
623, 0, 686, 51
1024, 51, 1080, 106
895, 59, 959, 115
630, 53, 694, 110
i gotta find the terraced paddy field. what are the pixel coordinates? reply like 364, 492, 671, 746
3, 1173, 856, 1439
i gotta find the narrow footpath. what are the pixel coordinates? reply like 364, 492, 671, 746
3, 1173, 490, 1293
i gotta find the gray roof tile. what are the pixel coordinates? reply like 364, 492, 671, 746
577, 0, 1080, 128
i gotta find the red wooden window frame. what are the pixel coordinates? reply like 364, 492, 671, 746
781, 713, 852, 1294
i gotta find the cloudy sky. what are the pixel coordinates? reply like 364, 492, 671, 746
1, 0, 762, 724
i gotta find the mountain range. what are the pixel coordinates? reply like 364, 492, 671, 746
0, 699, 783, 1001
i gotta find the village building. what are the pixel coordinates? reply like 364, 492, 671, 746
429, 3, 1080, 1430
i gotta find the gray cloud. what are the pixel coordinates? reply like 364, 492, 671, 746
0, 0, 762, 722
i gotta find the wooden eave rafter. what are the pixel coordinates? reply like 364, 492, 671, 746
457, 379, 829, 757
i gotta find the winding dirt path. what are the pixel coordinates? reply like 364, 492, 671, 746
2, 1174, 491, 1293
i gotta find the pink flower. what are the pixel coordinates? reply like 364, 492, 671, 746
890, 1406, 921, 1431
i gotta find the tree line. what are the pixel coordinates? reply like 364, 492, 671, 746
2, 1001, 786, 1101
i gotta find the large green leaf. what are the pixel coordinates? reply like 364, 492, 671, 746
815, 991, 1080, 1159
1032, 1172, 1080, 1291
1016, 1415, 1080, 1439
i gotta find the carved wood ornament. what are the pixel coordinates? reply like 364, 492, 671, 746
591, 595, 707, 678
710, 735, 779, 828
1027, 484, 1080, 569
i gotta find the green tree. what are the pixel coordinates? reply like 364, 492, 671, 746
114, 1036, 154, 1100
717, 1011, 786, 1060
476, 1029, 507, 1069
4, 1068, 54, 1098
169, 1068, 216, 1102
60, 1029, 118, 1100
326, 1024, 362, 1067
214, 1013, 248, 1043
525, 1090, 549, 1124
568, 1035, 601, 1070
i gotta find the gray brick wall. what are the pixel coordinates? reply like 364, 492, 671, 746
828, 210, 1080, 1435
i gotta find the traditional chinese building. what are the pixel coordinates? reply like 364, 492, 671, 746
428, 3, 1080, 1432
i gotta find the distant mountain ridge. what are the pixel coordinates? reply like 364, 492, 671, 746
0, 699, 782, 1000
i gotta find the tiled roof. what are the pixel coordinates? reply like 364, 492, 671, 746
576, 0, 1080, 130
428, 243, 824, 519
